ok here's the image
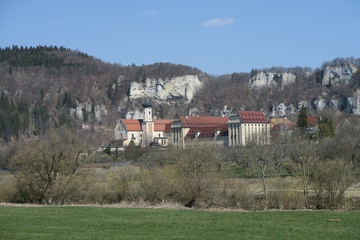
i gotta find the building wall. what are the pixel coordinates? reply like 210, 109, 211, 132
115, 130, 143, 146
114, 121, 124, 140
153, 131, 170, 146
241, 123, 270, 146
171, 119, 189, 148
228, 122, 270, 147
142, 121, 154, 146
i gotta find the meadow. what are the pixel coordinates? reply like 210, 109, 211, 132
0, 205, 359, 240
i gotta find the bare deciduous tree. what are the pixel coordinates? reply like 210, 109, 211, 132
312, 159, 355, 209
172, 142, 221, 207
237, 140, 285, 202
287, 137, 318, 208
10, 127, 89, 204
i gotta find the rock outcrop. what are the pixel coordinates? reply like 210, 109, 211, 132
270, 103, 296, 117
346, 90, 360, 115
188, 107, 200, 116
249, 72, 296, 89
125, 109, 144, 119
329, 97, 341, 111
314, 97, 326, 111
70, 104, 108, 122
321, 63, 358, 86
129, 75, 203, 102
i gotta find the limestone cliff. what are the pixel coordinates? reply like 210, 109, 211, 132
249, 72, 296, 89
128, 75, 203, 102
321, 63, 358, 86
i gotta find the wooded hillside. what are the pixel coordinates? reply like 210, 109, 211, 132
0, 45, 359, 143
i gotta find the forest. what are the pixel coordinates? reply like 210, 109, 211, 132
1, 46, 360, 143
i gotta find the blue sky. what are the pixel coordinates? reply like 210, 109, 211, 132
1, 0, 359, 75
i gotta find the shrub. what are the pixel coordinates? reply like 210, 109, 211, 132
0, 173, 17, 202
139, 166, 177, 204
312, 160, 355, 209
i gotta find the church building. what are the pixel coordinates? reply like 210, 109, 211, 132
114, 102, 173, 147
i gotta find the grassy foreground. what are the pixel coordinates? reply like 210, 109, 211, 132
0, 206, 359, 240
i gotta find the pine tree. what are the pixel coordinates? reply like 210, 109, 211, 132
297, 105, 308, 134
318, 117, 335, 139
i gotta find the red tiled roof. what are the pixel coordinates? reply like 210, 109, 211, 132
239, 111, 269, 123
307, 116, 318, 126
179, 116, 228, 127
121, 119, 142, 131
186, 126, 228, 138
121, 119, 173, 132
154, 119, 173, 133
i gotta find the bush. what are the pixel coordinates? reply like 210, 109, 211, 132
138, 167, 177, 204
312, 160, 355, 209
0, 173, 17, 202
268, 178, 305, 210
108, 166, 142, 203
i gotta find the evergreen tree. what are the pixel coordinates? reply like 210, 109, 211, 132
318, 117, 335, 139
62, 91, 75, 108
297, 105, 308, 134
82, 108, 89, 123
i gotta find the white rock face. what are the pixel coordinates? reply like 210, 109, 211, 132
321, 64, 358, 86
70, 103, 106, 122
276, 103, 287, 117
221, 105, 232, 117
129, 75, 203, 102
286, 104, 296, 115
330, 98, 340, 111
94, 105, 108, 122
314, 97, 326, 111
70, 107, 84, 120
249, 72, 296, 89
298, 101, 309, 109
188, 107, 199, 116
347, 97, 360, 115
270, 103, 296, 117
126, 109, 144, 119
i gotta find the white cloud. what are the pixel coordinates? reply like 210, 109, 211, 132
144, 11, 159, 17
201, 17, 235, 27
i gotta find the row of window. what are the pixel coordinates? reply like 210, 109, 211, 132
119, 132, 164, 140
229, 124, 268, 128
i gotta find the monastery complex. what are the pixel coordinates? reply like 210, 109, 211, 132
114, 103, 271, 148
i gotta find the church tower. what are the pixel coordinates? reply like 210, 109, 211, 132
142, 101, 154, 146
143, 101, 152, 122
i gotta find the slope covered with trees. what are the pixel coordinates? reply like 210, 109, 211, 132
0, 46, 202, 142
0, 45, 359, 143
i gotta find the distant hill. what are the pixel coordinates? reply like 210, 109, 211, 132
0, 45, 359, 143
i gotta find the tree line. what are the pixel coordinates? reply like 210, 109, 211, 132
0, 45, 88, 69
0, 116, 358, 209
0, 92, 31, 142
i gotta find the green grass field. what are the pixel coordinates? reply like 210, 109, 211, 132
0, 206, 359, 240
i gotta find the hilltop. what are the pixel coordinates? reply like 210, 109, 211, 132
0, 45, 359, 143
